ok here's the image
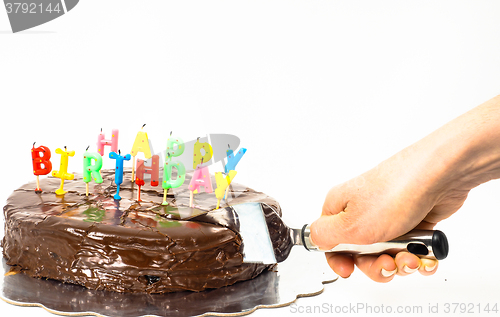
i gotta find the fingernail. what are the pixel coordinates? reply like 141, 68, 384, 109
424, 263, 437, 272
381, 268, 397, 277
403, 265, 419, 274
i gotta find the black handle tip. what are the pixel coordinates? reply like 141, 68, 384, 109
432, 230, 449, 260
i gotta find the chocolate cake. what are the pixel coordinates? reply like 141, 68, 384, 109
2, 169, 287, 293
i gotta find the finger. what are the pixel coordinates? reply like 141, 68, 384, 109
413, 221, 436, 230
353, 254, 397, 283
325, 253, 355, 278
310, 214, 350, 249
321, 185, 348, 216
419, 258, 438, 276
395, 252, 421, 276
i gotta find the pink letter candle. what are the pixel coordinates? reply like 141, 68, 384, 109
188, 165, 213, 207
97, 128, 119, 156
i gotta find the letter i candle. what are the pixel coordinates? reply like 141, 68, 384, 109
52, 147, 75, 195
31, 143, 52, 192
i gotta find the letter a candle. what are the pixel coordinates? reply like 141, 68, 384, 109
130, 124, 152, 183
31, 142, 52, 192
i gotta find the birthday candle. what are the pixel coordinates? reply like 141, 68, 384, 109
223, 146, 247, 199
225, 146, 247, 173
193, 138, 213, 169
31, 143, 52, 192
130, 124, 152, 182
136, 155, 159, 201
109, 151, 131, 200
188, 163, 213, 207
214, 170, 237, 209
52, 147, 75, 196
97, 128, 119, 156
162, 134, 186, 205
83, 148, 103, 196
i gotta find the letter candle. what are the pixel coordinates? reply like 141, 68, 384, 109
162, 133, 186, 205
224, 145, 247, 200
97, 128, 119, 156
214, 170, 237, 209
136, 154, 159, 201
52, 146, 75, 196
83, 146, 103, 196
193, 137, 213, 169
130, 124, 152, 183
189, 158, 213, 207
31, 142, 52, 192
109, 150, 131, 200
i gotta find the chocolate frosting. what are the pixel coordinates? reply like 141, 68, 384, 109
2, 169, 284, 293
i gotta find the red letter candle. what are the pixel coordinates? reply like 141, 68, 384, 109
31, 143, 52, 192
135, 154, 159, 201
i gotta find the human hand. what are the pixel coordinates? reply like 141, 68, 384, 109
310, 95, 500, 282
310, 151, 464, 282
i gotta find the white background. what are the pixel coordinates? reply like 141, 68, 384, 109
1, 1, 500, 316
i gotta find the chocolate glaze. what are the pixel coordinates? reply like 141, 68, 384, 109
2, 169, 284, 293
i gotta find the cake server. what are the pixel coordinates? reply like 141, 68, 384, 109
229, 202, 449, 264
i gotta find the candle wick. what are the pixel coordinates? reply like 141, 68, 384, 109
170, 131, 172, 136
142, 124, 146, 129
86, 146, 90, 151
101, 128, 102, 132
119, 149, 121, 155
33, 142, 36, 147
197, 137, 200, 141
228, 144, 230, 149
64, 146, 67, 150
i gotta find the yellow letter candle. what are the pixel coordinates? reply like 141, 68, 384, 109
214, 170, 237, 209
130, 124, 152, 182
52, 147, 75, 196
193, 138, 213, 169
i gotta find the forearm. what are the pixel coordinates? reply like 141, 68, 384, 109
417, 95, 500, 193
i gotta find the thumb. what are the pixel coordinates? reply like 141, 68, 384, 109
310, 213, 354, 250
311, 184, 358, 249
